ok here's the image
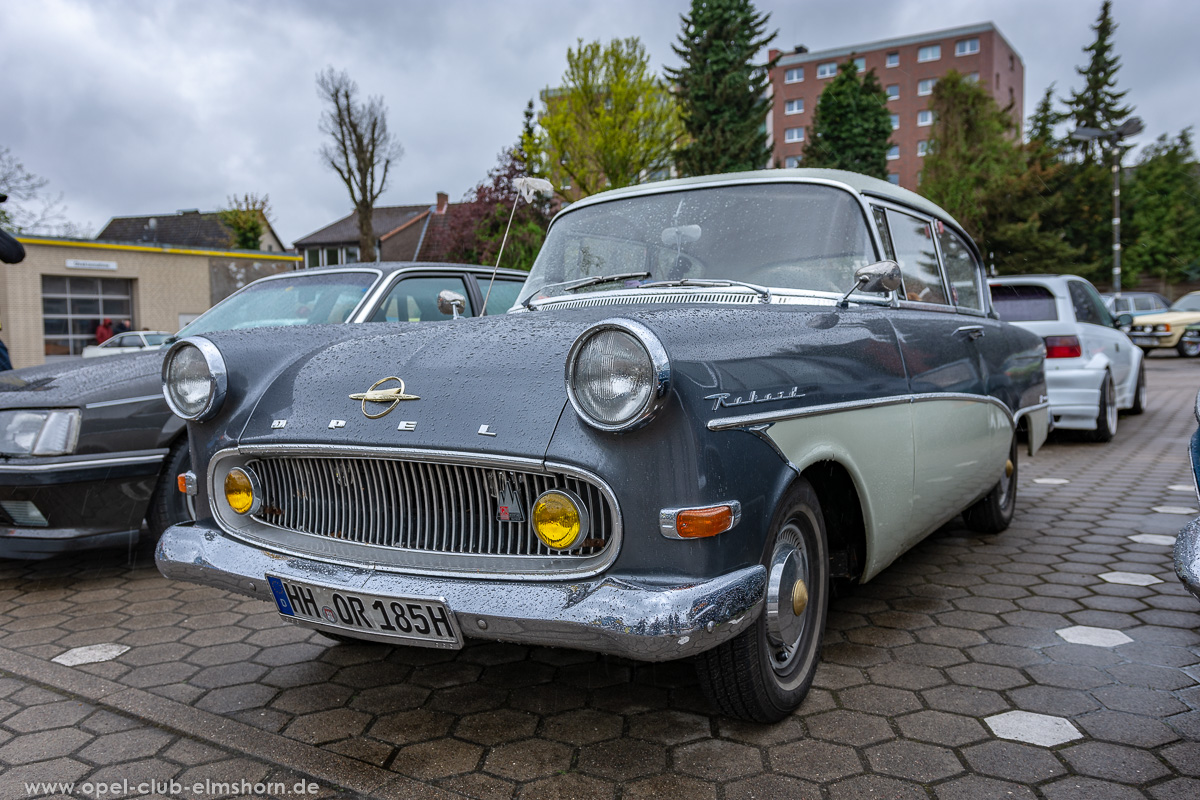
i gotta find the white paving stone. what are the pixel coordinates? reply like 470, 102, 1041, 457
52, 643, 129, 666
1099, 571, 1163, 586
1033, 478, 1071, 485
1056, 625, 1133, 647
1130, 533, 1177, 546
985, 711, 1082, 747
1168, 484, 1195, 492
1152, 505, 1198, 515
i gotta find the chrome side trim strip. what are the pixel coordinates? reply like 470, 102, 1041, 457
708, 392, 1016, 431
0, 453, 165, 472
85, 394, 163, 409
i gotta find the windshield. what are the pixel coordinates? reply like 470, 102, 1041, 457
1171, 294, 1200, 313
175, 271, 378, 339
518, 183, 877, 304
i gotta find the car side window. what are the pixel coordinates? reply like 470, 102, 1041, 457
884, 208, 948, 305
112, 333, 140, 347
1081, 282, 1114, 326
871, 206, 895, 261
481, 278, 525, 316
368, 276, 475, 322
936, 226, 983, 311
1068, 281, 1112, 326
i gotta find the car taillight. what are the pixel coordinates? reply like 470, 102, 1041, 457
1045, 336, 1082, 359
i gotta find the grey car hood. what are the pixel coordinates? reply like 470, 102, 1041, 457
0, 351, 163, 409
235, 314, 581, 460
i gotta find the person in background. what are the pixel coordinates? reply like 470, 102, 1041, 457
0, 319, 10, 372
95, 318, 114, 344
1, 195, 23, 370
114, 319, 131, 335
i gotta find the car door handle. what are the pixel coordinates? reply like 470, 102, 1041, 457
953, 325, 985, 341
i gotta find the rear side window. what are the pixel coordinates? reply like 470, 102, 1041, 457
936, 226, 983, 311
989, 284, 1058, 321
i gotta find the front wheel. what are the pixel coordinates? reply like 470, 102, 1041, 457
696, 479, 829, 722
147, 438, 195, 539
1129, 362, 1147, 415
1178, 339, 1200, 358
963, 433, 1018, 534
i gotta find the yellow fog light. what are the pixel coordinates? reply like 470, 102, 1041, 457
532, 490, 590, 550
224, 467, 261, 515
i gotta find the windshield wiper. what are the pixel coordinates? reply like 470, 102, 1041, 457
635, 278, 772, 304
521, 272, 651, 309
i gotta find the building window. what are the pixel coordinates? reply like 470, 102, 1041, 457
917, 44, 941, 63
886, 84, 899, 101
305, 249, 320, 268
887, 145, 900, 160
917, 110, 934, 127
853, 57, 865, 72
966, 72, 980, 84
785, 156, 802, 168
956, 38, 980, 56
816, 62, 837, 79
42, 275, 134, 358
785, 98, 804, 115
917, 141, 928, 157
890, 114, 900, 130
886, 52, 899, 68
887, 174, 900, 185
784, 127, 805, 143
785, 67, 804, 83
918, 78, 936, 96
344, 247, 359, 264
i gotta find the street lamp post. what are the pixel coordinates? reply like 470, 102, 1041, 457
1070, 117, 1144, 296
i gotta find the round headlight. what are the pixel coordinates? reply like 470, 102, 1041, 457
532, 489, 589, 550
566, 319, 670, 432
162, 338, 227, 421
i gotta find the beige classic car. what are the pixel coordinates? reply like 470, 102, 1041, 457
1128, 291, 1200, 356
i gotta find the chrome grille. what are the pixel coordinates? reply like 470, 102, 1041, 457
246, 456, 614, 557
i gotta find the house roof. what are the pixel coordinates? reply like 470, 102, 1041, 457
293, 204, 431, 248
96, 209, 286, 252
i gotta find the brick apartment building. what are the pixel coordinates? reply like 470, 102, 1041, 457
768, 22, 1024, 189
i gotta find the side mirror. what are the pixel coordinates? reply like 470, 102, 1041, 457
437, 290, 467, 320
1115, 313, 1133, 329
838, 261, 901, 307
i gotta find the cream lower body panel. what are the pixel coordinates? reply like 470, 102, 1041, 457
762, 397, 1012, 583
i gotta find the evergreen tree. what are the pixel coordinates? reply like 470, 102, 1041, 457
921, 72, 1084, 274
666, 0, 777, 177
1066, 0, 1133, 164
800, 60, 892, 179
1124, 130, 1200, 288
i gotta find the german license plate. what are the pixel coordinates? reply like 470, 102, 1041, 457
266, 575, 462, 649
1131, 336, 1156, 346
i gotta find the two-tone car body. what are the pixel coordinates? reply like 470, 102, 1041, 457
0, 263, 525, 559
1175, 389, 1200, 602
157, 169, 1048, 721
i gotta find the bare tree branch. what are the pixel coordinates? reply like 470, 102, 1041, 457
316, 68, 403, 261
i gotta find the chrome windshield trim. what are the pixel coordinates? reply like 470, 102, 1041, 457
708, 393, 1016, 431
0, 453, 165, 472
207, 445, 622, 581
85, 394, 163, 409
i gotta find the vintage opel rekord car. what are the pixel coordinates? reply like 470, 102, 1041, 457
158, 169, 1048, 721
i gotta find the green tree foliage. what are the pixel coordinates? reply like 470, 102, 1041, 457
1066, 0, 1133, 164
921, 72, 1084, 274
666, 0, 777, 176
1124, 130, 1200, 286
218, 193, 272, 250
524, 38, 682, 200
800, 60, 892, 179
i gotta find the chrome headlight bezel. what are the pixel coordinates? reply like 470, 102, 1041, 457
162, 338, 228, 422
565, 318, 671, 432
0, 409, 81, 456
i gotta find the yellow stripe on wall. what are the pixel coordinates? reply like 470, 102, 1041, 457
16, 237, 302, 261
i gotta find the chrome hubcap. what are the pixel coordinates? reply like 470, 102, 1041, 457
766, 525, 809, 673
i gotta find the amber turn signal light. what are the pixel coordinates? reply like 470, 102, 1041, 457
675, 505, 737, 539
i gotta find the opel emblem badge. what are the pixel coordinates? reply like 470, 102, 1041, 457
349, 376, 420, 419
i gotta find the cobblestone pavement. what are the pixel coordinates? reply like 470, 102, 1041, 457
1, 356, 1199, 800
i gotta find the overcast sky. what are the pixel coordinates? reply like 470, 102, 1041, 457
2, 0, 1195, 246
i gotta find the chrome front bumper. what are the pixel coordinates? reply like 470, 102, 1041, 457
1176, 518, 1200, 602
156, 522, 766, 661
